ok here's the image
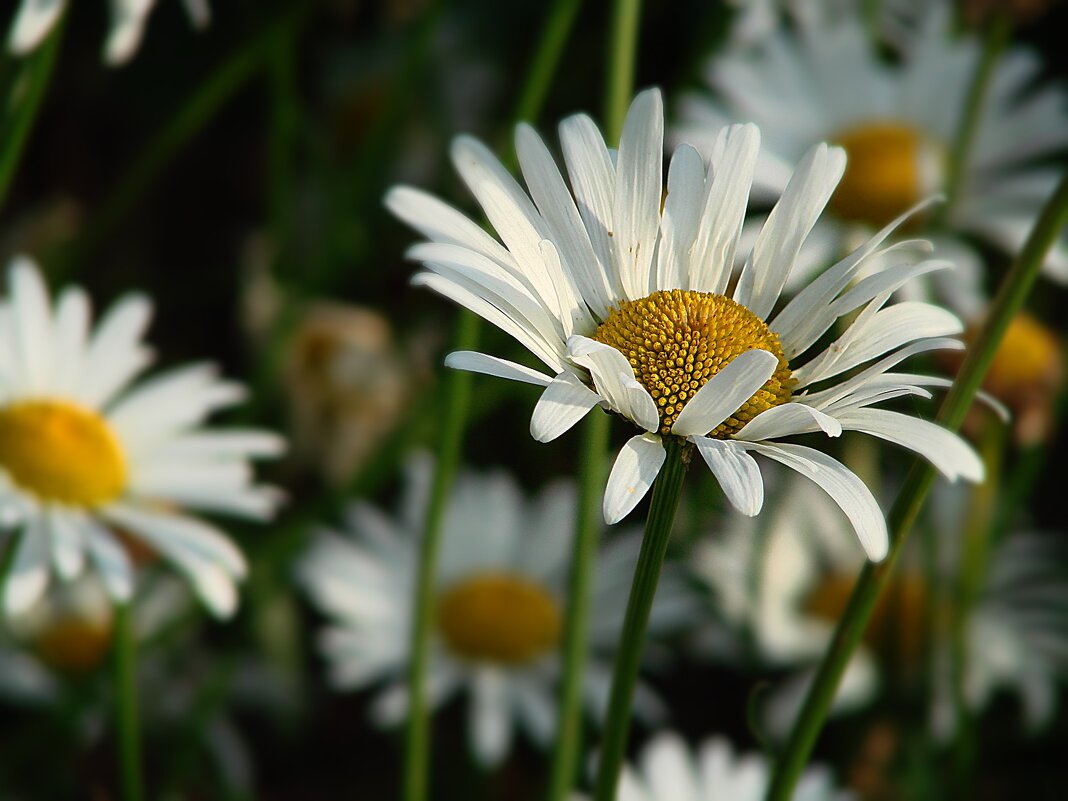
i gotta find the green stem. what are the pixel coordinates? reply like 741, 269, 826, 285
511, 0, 584, 126
403, 310, 478, 801
0, 20, 63, 212
940, 12, 1011, 222
605, 0, 642, 143
592, 440, 688, 801
114, 602, 143, 801
764, 169, 1068, 801
545, 410, 610, 801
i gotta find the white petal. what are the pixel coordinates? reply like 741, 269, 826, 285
734, 143, 846, 319
733, 402, 843, 441
835, 408, 985, 483
3, 521, 49, 615
50, 286, 91, 394
530, 372, 602, 442
47, 508, 85, 579
8, 256, 53, 393
744, 441, 888, 561
84, 519, 134, 602
603, 434, 666, 524
469, 668, 514, 767
7, 0, 65, 55
688, 123, 761, 294
613, 88, 664, 300
690, 437, 764, 516
76, 293, 154, 408
671, 349, 778, 437
444, 351, 552, 386
641, 732, 701, 801
657, 144, 706, 290
568, 336, 659, 433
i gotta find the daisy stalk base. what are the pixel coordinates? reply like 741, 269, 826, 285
765, 169, 1068, 801
546, 410, 610, 801
114, 602, 144, 801
592, 438, 688, 801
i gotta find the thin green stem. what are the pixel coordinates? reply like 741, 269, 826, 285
511, 0, 584, 126
940, 12, 1011, 222
592, 440, 688, 801
545, 410, 610, 801
114, 602, 143, 801
605, 0, 642, 143
0, 21, 63, 212
403, 310, 478, 801
764, 169, 1068, 801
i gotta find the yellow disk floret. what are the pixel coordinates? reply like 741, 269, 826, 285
591, 289, 794, 438
830, 121, 939, 227
0, 400, 127, 507
437, 572, 560, 666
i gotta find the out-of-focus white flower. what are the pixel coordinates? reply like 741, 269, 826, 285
390, 89, 983, 560
8, 0, 211, 65
676, 0, 1068, 316
574, 731, 853, 801
0, 257, 283, 619
298, 456, 695, 767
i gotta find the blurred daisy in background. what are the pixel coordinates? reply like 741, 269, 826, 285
298, 456, 695, 767
389, 88, 982, 559
694, 473, 1068, 739
675, 0, 1068, 316
7, 0, 211, 65
575, 730, 853, 801
0, 257, 283, 619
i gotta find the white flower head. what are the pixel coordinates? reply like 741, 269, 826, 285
388, 88, 983, 561
0, 257, 283, 619
8, 0, 211, 65
675, 0, 1068, 315
298, 456, 694, 767
575, 731, 853, 801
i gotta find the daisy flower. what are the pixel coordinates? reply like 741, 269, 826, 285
0, 256, 283, 619
297, 457, 694, 767
8, 0, 211, 65
387, 88, 982, 561
575, 731, 853, 801
675, 1, 1068, 315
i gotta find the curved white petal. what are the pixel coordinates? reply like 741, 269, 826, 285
84, 518, 134, 602
671, 349, 778, 437
7, 0, 65, 55
658, 144, 706, 290
734, 402, 843, 441
530, 372, 602, 442
690, 437, 764, 516
3, 521, 49, 615
469, 668, 514, 767
568, 336, 659, 433
604, 434, 666, 524
744, 441, 888, 561
444, 351, 552, 387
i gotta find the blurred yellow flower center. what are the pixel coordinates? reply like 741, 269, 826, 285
34, 616, 114, 674
830, 121, 939, 227
592, 290, 794, 437
437, 572, 560, 665
980, 313, 1062, 403
806, 572, 927, 665
0, 401, 127, 506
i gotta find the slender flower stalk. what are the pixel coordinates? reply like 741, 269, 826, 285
940, 10, 1012, 222
114, 603, 143, 801
764, 169, 1068, 801
592, 440, 688, 801
0, 20, 62, 211
401, 2, 584, 797
545, 410, 610, 801
605, 0, 642, 143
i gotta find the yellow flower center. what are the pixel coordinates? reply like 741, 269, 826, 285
0, 400, 127, 506
437, 572, 561, 666
979, 313, 1062, 404
33, 616, 114, 674
829, 121, 941, 228
591, 290, 794, 437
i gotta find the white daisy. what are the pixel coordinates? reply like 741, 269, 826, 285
675, 0, 1068, 316
297, 456, 694, 767
387, 88, 983, 561
0, 256, 283, 619
575, 731, 853, 801
8, 0, 211, 65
